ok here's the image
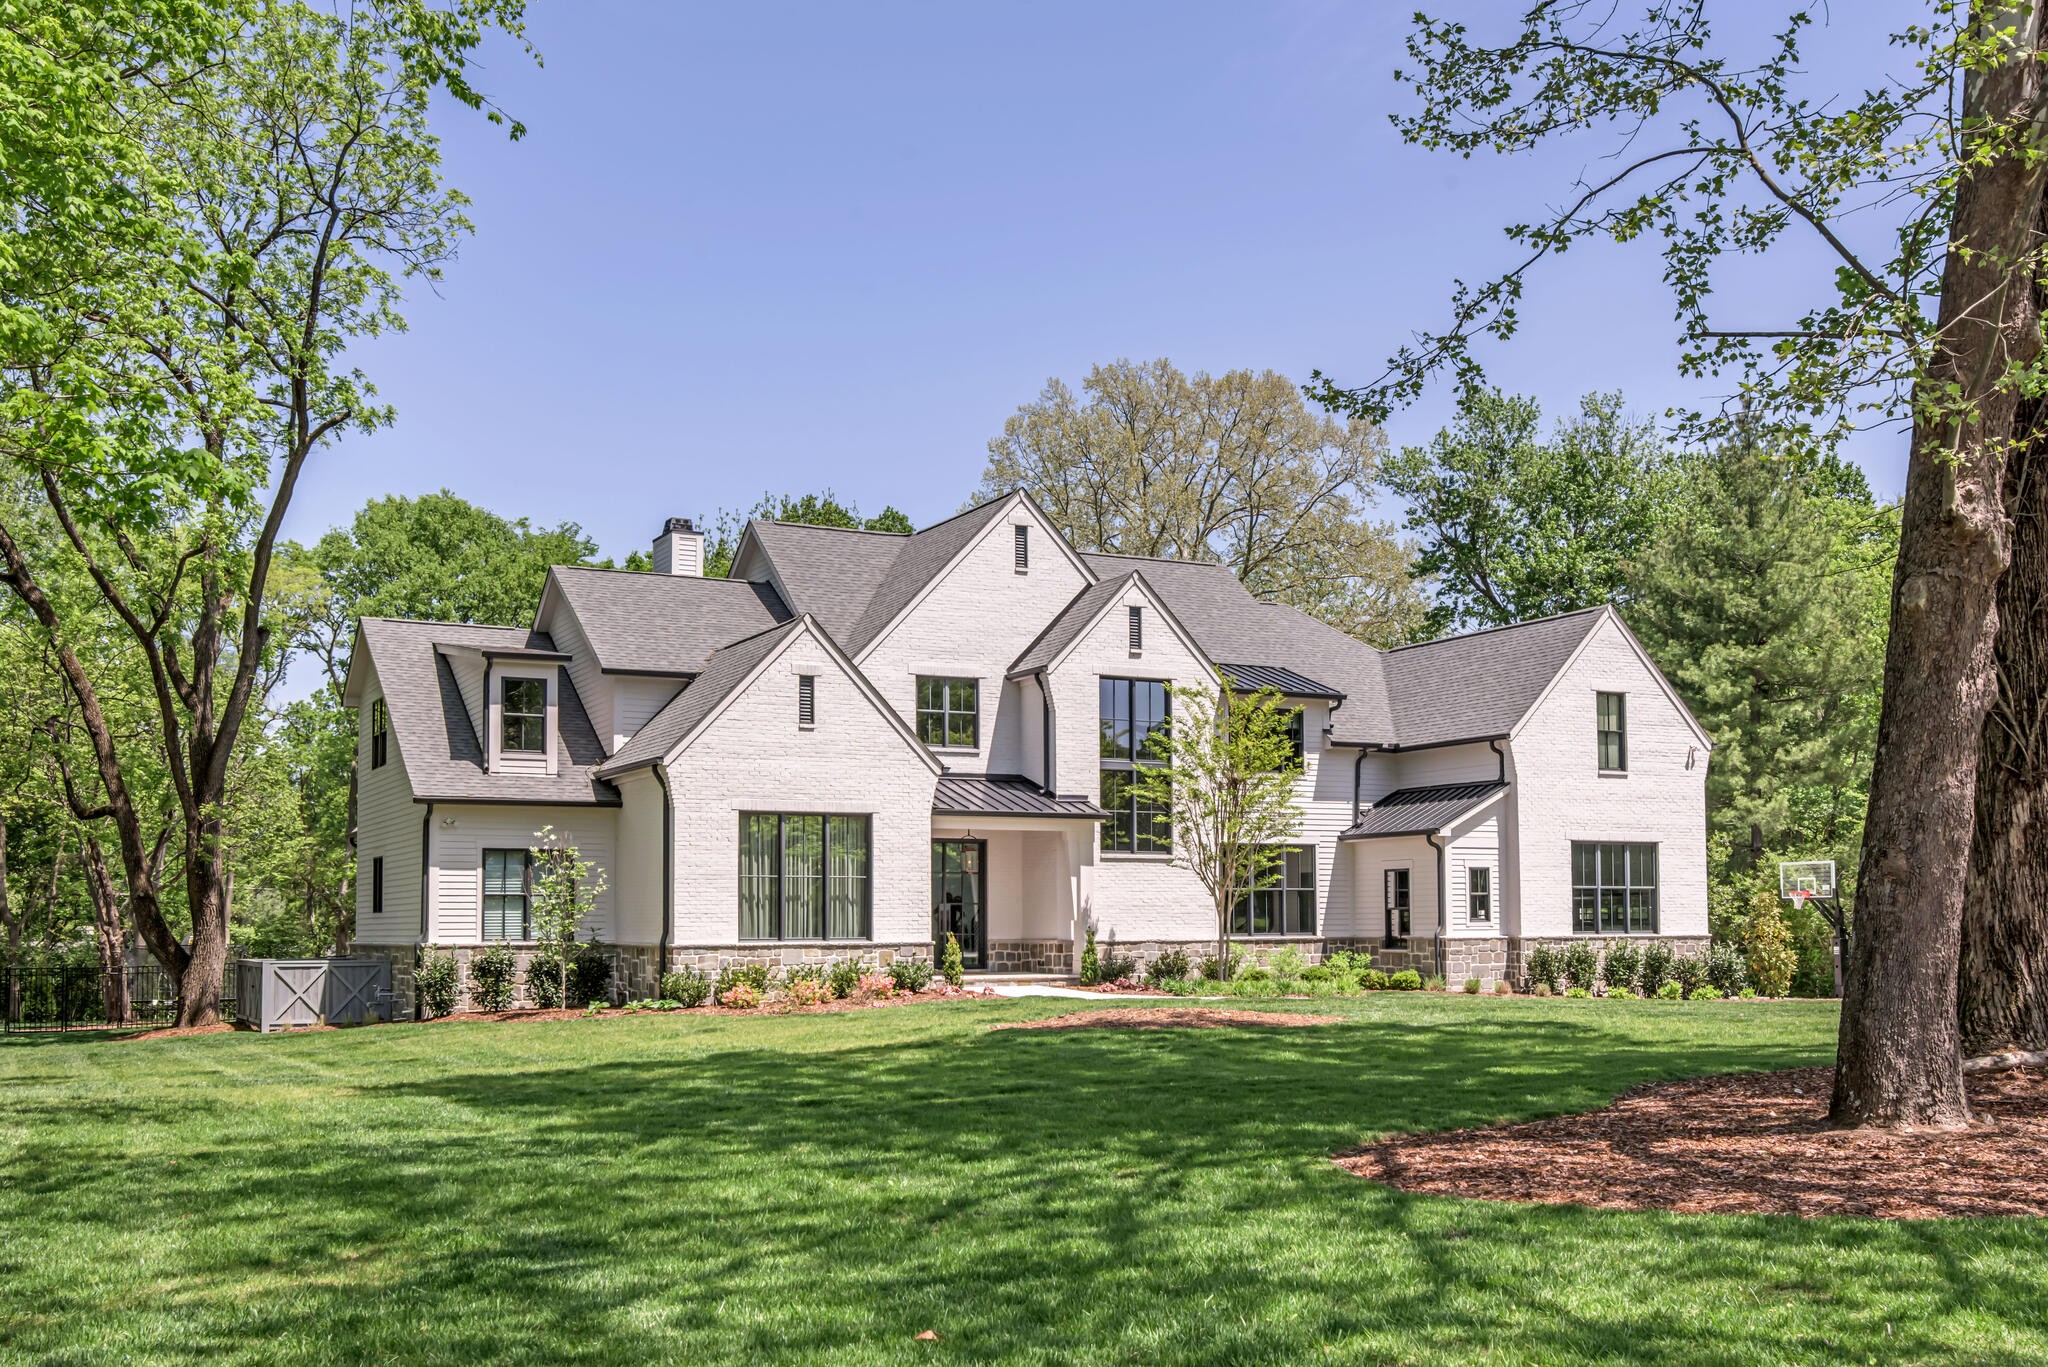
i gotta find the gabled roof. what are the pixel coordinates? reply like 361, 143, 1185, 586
737, 520, 905, 643
598, 618, 806, 776
840, 495, 1018, 655
933, 773, 1106, 819
1007, 570, 1214, 680
1340, 781, 1506, 840
351, 618, 619, 806
1381, 607, 1609, 749
539, 565, 788, 676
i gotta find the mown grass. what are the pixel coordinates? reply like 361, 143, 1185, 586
0, 994, 2040, 1364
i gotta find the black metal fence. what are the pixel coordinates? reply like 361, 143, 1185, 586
1, 963, 237, 1033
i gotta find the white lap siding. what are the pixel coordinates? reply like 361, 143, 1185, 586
612, 675, 687, 754
1446, 811, 1502, 936
546, 602, 613, 751
1507, 613, 1709, 939
665, 629, 941, 949
611, 770, 666, 947
426, 804, 619, 945
353, 664, 422, 945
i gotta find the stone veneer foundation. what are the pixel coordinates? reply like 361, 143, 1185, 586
984, 939, 1074, 975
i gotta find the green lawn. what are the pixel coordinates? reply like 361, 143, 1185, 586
1, 995, 2041, 1365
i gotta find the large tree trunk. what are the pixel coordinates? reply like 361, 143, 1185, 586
1961, 344, 2048, 1056
82, 835, 131, 1025
1831, 15, 2046, 1129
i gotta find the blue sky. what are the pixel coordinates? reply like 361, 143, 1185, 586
290, 1, 1915, 566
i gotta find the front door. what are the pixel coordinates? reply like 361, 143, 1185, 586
932, 839, 986, 970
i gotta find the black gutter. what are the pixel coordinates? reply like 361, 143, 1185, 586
417, 801, 433, 1020
480, 657, 494, 772
652, 764, 673, 991
1425, 829, 1448, 982
1489, 737, 1508, 783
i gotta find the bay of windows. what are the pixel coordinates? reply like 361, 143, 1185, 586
1572, 841, 1657, 933
916, 676, 979, 748
1232, 846, 1316, 935
740, 813, 871, 940
1099, 677, 1170, 853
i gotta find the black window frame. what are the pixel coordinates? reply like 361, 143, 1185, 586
1099, 676, 1171, 854
738, 812, 872, 941
915, 676, 980, 749
370, 697, 389, 769
500, 676, 547, 755
1231, 845, 1317, 936
1467, 865, 1491, 923
1597, 691, 1627, 772
482, 848, 532, 941
1571, 841, 1658, 934
1384, 867, 1411, 944
372, 856, 384, 915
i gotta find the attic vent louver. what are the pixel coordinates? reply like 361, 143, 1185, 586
798, 674, 816, 728
1128, 605, 1143, 652
1014, 524, 1029, 570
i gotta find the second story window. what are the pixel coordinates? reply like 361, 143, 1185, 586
1014, 524, 1029, 570
916, 676, 978, 748
1100, 676, 1169, 853
501, 677, 546, 754
370, 697, 389, 769
1468, 866, 1492, 923
1597, 691, 1627, 771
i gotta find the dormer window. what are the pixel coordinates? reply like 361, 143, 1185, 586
501, 677, 547, 754
370, 697, 389, 769
1014, 524, 1029, 570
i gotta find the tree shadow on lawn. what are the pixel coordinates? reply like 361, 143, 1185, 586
6, 1007, 2044, 1365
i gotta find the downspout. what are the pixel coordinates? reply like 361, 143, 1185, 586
1426, 828, 1448, 983
652, 763, 674, 992
1489, 737, 1507, 784
1351, 743, 1375, 825
481, 659, 494, 771
417, 801, 433, 1020
1039, 674, 1056, 792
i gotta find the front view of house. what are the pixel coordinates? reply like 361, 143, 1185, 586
342, 491, 1711, 1006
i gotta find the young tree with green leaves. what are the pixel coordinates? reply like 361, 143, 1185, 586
528, 825, 607, 1011
982, 359, 1426, 646
1127, 679, 1303, 983
1311, 1, 2048, 1130
0, 1, 533, 1025
1386, 389, 1675, 634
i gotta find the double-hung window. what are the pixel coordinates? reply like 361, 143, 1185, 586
501, 677, 547, 755
482, 849, 531, 940
1468, 866, 1492, 923
916, 676, 978, 748
1099, 677, 1170, 853
1596, 692, 1627, 771
370, 698, 389, 768
739, 813, 871, 940
1384, 868, 1411, 943
1232, 846, 1317, 935
1572, 842, 1657, 933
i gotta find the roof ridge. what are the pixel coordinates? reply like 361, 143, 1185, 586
909, 491, 1016, 537
551, 564, 768, 585
752, 518, 911, 539
700, 613, 809, 659
1083, 548, 1229, 568
360, 615, 532, 630
1386, 604, 1610, 653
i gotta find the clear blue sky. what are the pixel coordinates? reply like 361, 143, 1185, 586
288, 1, 1915, 567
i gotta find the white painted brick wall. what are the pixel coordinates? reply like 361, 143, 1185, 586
612, 769, 665, 946
1507, 613, 1709, 938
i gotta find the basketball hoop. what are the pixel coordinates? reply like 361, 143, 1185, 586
1778, 860, 1837, 905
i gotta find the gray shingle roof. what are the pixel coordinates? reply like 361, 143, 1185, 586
841, 496, 1016, 654
1340, 781, 1506, 839
1381, 607, 1608, 748
597, 617, 807, 776
358, 618, 619, 806
742, 520, 904, 643
1008, 574, 1133, 676
933, 773, 1106, 819
546, 565, 788, 676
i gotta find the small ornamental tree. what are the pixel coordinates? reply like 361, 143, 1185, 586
529, 826, 608, 1012
1128, 677, 1303, 982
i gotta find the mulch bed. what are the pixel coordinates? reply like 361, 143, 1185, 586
994, 1007, 1345, 1031
114, 1023, 242, 1042
1336, 1064, 2048, 1219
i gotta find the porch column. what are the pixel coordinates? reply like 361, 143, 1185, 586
1067, 826, 1095, 972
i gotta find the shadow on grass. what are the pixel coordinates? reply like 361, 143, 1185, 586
2, 1003, 2042, 1365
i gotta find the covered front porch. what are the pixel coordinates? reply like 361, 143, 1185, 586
930, 775, 1101, 976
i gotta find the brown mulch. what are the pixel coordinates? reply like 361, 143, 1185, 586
1336, 1064, 2048, 1220
114, 1022, 241, 1042
994, 1007, 1345, 1032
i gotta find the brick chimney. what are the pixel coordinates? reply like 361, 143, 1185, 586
652, 517, 704, 576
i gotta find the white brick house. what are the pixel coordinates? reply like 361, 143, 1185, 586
341, 492, 1711, 1004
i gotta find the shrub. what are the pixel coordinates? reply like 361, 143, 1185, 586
1656, 980, 1685, 1001
1690, 984, 1723, 1001
720, 983, 761, 1009
1358, 966, 1389, 991
624, 999, 680, 1012
1523, 944, 1563, 993
940, 934, 965, 987
568, 943, 613, 1008
1741, 897, 1797, 997
1737, 986, 1758, 1000
1147, 947, 1194, 985
417, 948, 458, 1019
1705, 943, 1749, 996
856, 973, 894, 998
1638, 942, 1675, 996
1670, 951, 1708, 997
1097, 941, 1139, 983
1423, 975, 1446, 992
1198, 945, 1246, 980
1388, 969, 1423, 991
526, 953, 563, 1008
1324, 949, 1368, 976
1268, 945, 1309, 983
1493, 979, 1513, 996
1531, 981, 1553, 997
716, 963, 771, 1003
785, 963, 824, 985
1224, 974, 1280, 998
826, 959, 864, 1001
1301, 964, 1334, 985
660, 967, 712, 1008
785, 976, 831, 1007
1606, 986, 1636, 1000
1235, 965, 1273, 984
887, 958, 934, 993
1079, 930, 1101, 985
1562, 942, 1601, 992
1563, 986, 1591, 999
469, 944, 517, 1013
1156, 977, 1201, 997
1601, 940, 1642, 994
1462, 977, 1482, 994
